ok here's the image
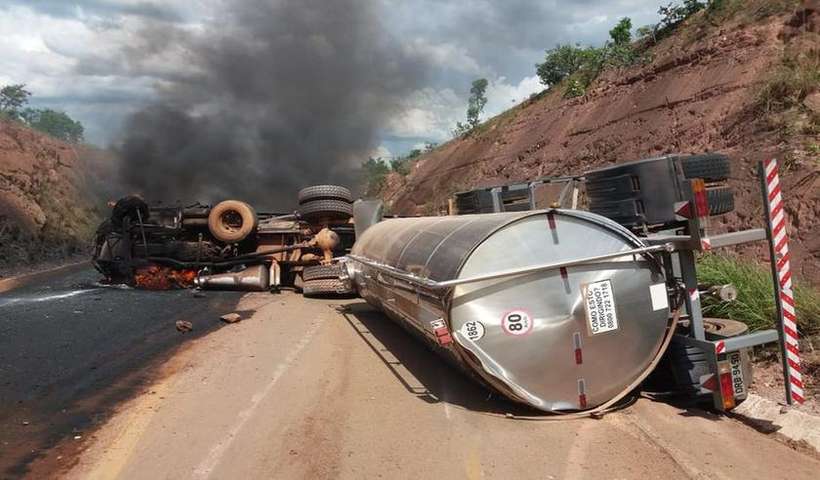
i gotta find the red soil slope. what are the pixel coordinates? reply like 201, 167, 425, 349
0, 120, 109, 269
382, 2, 820, 283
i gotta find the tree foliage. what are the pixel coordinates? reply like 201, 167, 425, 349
0, 83, 85, 143
453, 78, 489, 137
536, 16, 647, 99
535, 44, 602, 87
609, 17, 633, 46
361, 157, 390, 195
21, 108, 85, 143
0, 84, 31, 118
466, 78, 488, 129
658, 0, 706, 31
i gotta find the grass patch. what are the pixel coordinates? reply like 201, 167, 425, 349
756, 50, 820, 114
697, 254, 820, 335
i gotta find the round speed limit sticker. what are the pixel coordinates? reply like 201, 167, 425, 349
501, 309, 533, 336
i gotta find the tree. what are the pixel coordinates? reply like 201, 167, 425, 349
609, 17, 632, 46
466, 78, 489, 129
658, 1, 705, 31
361, 157, 390, 195
0, 84, 31, 118
536, 44, 602, 87
22, 108, 85, 143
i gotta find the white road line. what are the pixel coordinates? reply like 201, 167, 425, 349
191, 317, 327, 479
0, 289, 96, 308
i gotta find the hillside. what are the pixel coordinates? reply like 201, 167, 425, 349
380, 0, 820, 283
0, 119, 112, 274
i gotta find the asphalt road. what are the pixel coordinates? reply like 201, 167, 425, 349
53, 291, 820, 480
0, 264, 243, 478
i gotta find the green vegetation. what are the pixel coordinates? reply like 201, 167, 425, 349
0, 83, 85, 143
361, 157, 390, 196
390, 148, 420, 176
698, 254, 820, 336
535, 17, 644, 99
20, 108, 84, 144
535, 1, 740, 99
756, 52, 820, 114
754, 27, 820, 141
0, 84, 31, 117
453, 78, 489, 137
657, 0, 706, 31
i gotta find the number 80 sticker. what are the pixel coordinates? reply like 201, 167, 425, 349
501, 309, 533, 336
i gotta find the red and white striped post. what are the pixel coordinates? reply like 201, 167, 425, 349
760, 158, 803, 405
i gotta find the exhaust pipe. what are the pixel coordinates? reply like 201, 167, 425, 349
194, 264, 270, 291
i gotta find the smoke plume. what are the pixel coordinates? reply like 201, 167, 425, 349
117, 0, 426, 210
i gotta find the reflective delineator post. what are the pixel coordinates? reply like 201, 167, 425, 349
759, 159, 803, 404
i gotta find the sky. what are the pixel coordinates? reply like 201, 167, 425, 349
0, 0, 663, 159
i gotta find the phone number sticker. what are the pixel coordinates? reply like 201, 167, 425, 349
501, 309, 533, 336
584, 279, 618, 335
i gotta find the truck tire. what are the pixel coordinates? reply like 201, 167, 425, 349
302, 264, 344, 281
298, 185, 353, 204
706, 186, 735, 215
207, 200, 258, 243
302, 278, 354, 297
298, 199, 353, 222
667, 318, 748, 397
111, 195, 150, 228
679, 153, 731, 181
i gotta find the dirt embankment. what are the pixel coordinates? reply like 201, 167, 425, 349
0, 120, 115, 274
381, 3, 820, 283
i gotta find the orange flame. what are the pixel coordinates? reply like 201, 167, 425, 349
134, 265, 197, 290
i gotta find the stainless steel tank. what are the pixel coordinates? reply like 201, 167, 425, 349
347, 209, 670, 412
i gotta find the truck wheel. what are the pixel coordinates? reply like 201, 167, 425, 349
111, 195, 149, 228
679, 153, 731, 181
706, 186, 735, 216
298, 199, 353, 222
666, 318, 749, 398
207, 200, 257, 243
303, 264, 344, 281
302, 278, 354, 297
298, 185, 353, 204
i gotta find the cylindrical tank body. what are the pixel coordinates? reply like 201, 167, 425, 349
349, 210, 669, 412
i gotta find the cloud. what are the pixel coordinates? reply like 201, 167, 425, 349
2, 0, 182, 22
0, 0, 663, 154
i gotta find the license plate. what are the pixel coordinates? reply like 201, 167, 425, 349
728, 351, 747, 400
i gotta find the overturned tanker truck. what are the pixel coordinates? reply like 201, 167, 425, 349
345, 153, 791, 413
347, 209, 677, 413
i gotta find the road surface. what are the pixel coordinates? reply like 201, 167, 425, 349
0, 265, 242, 478
28, 289, 815, 479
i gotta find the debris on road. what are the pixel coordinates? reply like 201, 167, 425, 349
175, 320, 193, 333
220, 313, 241, 324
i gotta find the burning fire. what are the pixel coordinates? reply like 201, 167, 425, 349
134, 265, 197, 290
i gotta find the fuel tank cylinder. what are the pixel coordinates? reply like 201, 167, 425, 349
348, 210, 670, 412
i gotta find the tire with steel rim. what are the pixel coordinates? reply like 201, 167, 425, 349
207, 200, 258, 243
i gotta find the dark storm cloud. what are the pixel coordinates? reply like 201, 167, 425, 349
1, 0, 180, 21
97, 0, 427, 209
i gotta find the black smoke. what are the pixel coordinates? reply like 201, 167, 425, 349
116, 0, 426, 209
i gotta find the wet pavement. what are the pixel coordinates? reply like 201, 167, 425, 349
0, 265, 242, 478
